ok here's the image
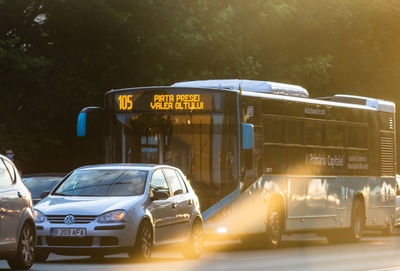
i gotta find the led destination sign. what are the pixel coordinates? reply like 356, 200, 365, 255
116, 92, 214, 112
150, 94, 204, 110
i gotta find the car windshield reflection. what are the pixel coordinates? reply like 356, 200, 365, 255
53, 169, 147, 197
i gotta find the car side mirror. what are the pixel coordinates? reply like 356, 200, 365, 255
40, 191, 50, 199
151, 190, 169, 200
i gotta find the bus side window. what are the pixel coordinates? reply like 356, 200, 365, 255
286, 119, 302, 144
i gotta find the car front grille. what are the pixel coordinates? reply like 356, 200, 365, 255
46, 237, 93, 246
46, 215, 97, 224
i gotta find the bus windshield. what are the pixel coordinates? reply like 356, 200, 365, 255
109, 91, 239, 210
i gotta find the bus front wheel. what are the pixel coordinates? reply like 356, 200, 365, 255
265, 206, 282, 248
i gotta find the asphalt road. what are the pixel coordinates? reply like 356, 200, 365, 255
2, 232, 400, 271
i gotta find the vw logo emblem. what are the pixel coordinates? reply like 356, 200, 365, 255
64, 215, 75, 224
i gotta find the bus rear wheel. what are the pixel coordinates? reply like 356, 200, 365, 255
327, 199, 364, 243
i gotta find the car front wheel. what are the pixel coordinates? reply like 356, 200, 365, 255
7, 222, 35, 270
129, 221, 153, 260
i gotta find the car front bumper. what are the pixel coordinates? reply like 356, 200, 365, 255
36, 221, 138, 255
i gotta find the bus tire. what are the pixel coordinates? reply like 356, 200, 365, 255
348, 199, 364, 242
327, 199, 364, 243
265, 205, 282, 249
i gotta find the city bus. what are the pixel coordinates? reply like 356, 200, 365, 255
77, 79, 397, 247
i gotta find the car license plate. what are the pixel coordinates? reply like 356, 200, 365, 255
51, 228, 86, 237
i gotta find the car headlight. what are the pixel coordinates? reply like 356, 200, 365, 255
97, 210, 127, 223
34, 209, 46, 223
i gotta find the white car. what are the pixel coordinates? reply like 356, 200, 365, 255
0, 154, 36, 270
34, 164, 203, 261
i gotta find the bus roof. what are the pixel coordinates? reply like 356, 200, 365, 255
107, 79, 395, 113
172, 79, 309, 98
241, 90, 395, 113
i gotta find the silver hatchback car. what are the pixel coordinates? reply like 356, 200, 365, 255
0, 154, 36, 270
34, 164, 203, 261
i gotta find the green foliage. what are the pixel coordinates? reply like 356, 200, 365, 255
1, 0, 400, 172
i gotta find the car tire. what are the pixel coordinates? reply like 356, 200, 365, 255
182, 219, 203, 259
35, 250, 49, 262
7, 222, 36, 270
129, 220, 153, 260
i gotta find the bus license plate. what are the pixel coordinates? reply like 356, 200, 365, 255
51, 228, 86, 237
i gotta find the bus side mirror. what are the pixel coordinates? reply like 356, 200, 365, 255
77, 107, 103, 137
242, 123, 254, 169
242, 123, 254, 150
77, 112, 87, 137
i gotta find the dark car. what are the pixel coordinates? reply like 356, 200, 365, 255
23, 173, 65, 205
0, 154, 36, 270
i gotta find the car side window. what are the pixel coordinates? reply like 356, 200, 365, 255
150, 169, 170, 195
3, 159, 16, 183
163, 168, 185, 195
175, 170, 188, 193
0, 159, 13, 187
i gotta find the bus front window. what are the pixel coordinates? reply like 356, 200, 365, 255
112, 112, 238, 210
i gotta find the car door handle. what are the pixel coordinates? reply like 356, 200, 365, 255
172, 202, 177, 209
17, 192, 22, 198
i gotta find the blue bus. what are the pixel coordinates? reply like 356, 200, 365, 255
77, 79, 397, 247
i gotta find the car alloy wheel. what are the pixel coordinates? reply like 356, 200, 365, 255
130, 221, 153, 260
7, 223, 35, 270
183, 220, 203, 259
140, 224, 152, 258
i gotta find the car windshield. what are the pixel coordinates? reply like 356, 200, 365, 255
53, 169, 147, 196
23, 177, 62, 198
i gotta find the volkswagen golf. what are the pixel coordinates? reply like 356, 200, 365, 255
33, 164, 203, 261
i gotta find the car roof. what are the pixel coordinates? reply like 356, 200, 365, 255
23, 173, 67, 178
76, 163, 176, 171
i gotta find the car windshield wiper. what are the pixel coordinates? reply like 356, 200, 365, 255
52, 192, 67, 196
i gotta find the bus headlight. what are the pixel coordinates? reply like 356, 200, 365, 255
217, 227, 228, 233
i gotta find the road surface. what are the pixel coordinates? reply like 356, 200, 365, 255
2, 232, 400, 271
